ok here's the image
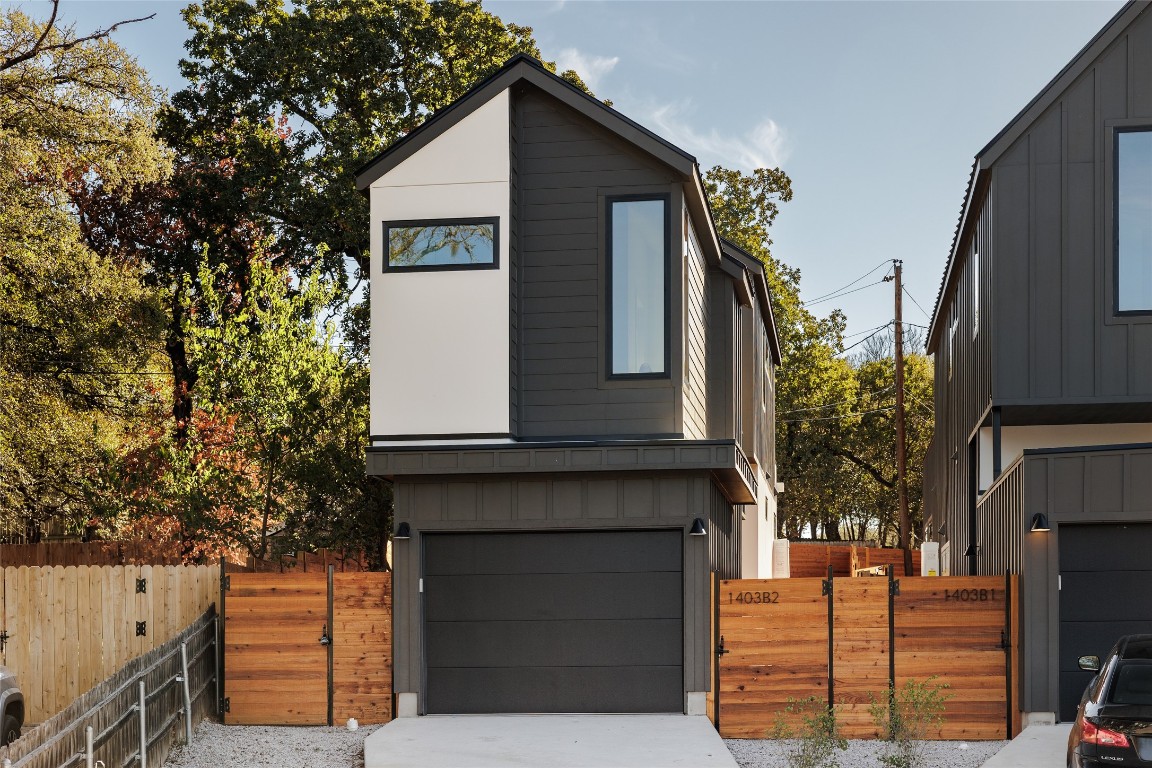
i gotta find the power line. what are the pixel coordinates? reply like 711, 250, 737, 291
836, 322, 892, 357
803, 260, 892, 305
803, 280, 887, 307
781, 405, 896, 424
903, 286, 932, 320
779, 384, 895, 415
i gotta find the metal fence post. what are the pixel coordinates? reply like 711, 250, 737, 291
822, 565, 834, 710
138, 680, 147, 768
86, 724, 94, 768
180, 642, 193, 744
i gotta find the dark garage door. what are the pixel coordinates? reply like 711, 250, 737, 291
423, 530, 683, 714
1059, 523, 1152, 720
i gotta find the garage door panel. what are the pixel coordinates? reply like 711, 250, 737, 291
424, 571, 682, 622
1060, 573, 1152, 621
1059, 524, 1152, 571
1060, 620, 1152, 670
424, 531, 681, 576
428, 665, 683, 714
426, 618, 682, 668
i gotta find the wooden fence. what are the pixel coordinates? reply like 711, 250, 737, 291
0, 610, 217, 768
0, 565, 219, 723
223, 571, 392, 725
718, 574, 1018, 740
788, 542, 922, 577
0, 542, 370, 572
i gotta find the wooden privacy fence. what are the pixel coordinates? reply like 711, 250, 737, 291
788, 542, 923, 578
718, 574, 1019, 741
223, 570, 392, 725
0, 565, 219, 723
0, 610, 217, 768
0, 542, 185, 567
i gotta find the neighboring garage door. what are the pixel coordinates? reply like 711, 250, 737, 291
424, 530, 683, 714
1059, 523, 1152, 720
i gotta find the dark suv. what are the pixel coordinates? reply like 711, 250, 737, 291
1068, 635, 1152, 768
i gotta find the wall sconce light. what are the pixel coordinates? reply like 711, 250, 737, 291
937, 521, 948, 539
964, 543, 980, 557
689, 518, 708, 537
1030, 513, 1051, 533
394, 521, 412, 540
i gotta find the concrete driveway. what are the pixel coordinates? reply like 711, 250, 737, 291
980, 724, 1073, 768
364, 715, 737, 768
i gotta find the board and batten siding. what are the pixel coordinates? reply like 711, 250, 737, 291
389, 471, 721, 707
513, 86, 684, 439
683, 216, 709, 440
929, 198, 993, 575
369, 91, 511, 437
991, 9, 1152, 403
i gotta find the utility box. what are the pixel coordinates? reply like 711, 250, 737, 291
920, 541, 940, 576
772, 539, 791, 578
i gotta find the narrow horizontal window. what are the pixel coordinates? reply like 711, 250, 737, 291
1116, 130, 1152, 313
608, 197, 669, 377
383, 217, 499, 272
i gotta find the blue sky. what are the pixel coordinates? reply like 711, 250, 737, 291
13, 0, 1127, 345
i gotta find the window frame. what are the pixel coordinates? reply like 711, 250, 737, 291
381, 216, 500, 273
605, 194, 672, 380
1112, 126, 1152, 316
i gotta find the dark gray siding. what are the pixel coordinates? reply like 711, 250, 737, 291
684, 218, 709, 439
927, 198, 993, 575
1012, 445, 1152, 716
514, 86, 684, 438
509, 97, 521, 436
707, 480, 739, 579
990, 11, 1152, 403
706, 276, 737, 441
390, 471, 722, 707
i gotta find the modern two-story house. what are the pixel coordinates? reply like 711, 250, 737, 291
356, 55, 781, 718
924, 0, 1152, 724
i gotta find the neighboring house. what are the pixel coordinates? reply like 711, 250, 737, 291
356, 54, 781, 717
924, 0, 1152, 725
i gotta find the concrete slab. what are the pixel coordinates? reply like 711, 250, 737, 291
980, 724, 1072, 768
364, 715, 738, 768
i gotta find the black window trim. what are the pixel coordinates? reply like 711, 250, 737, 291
1113, 126, 1152, 316
382, 216, 500, 273
605, 193, 672, 380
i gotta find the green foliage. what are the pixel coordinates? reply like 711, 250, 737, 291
772, 696, 848, 768
0, 6, 170, 536
868, 678, 951, 768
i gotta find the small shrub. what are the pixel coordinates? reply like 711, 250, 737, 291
868, 677, 951, 768
771, 696, 848, 768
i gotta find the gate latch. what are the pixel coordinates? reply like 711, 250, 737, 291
319, 623, 331, 646
0, 629, 8, 652
716, 635, 730, 657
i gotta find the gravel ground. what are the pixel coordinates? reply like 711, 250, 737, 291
163, 721, 380, 768
164, 720, 1006, 768
725, 738, 1006, 768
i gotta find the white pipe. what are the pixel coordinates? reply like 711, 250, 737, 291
180, 642, 193, 744
138, 680, 147, 768
85, 725, 94, 768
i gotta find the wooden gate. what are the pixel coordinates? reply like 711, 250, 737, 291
717, 574, 1019, 740
223, 570, 392, 725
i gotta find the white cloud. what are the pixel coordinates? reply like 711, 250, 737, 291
553, 47, 620, 93
643, 99, 791, 171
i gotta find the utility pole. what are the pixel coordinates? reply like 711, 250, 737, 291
891, 260, 912, 576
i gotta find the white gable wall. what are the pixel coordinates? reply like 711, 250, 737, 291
370, 91, 510, 438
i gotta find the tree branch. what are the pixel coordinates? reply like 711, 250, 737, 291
823, 442, 895, 489
0, 7, 156, 73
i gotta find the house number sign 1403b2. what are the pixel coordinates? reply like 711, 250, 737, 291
728, 591, 780, 604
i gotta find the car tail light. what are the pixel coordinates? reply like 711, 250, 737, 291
1083, 719, 1132, 748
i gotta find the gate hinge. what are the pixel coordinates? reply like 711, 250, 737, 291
222, 697, 230, 713
890, 579, 901, 597
136, 578, 147, 594
0, 629, 8, 652
135, 621, 147, 637
222, 575, 230, 591
821, 579, 833, 597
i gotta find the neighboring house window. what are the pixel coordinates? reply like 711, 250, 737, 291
383, 217, 499, 271
608, 196, 669, 377
972, 250, 980, 338
1116, 129, 1152, 313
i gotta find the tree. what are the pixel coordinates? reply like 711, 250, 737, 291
0, 5, 170, 536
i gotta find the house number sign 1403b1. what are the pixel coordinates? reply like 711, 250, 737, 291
728, 591, 780, 605
944, 588, 997, 602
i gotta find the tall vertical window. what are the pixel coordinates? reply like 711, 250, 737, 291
972, 250, 980, 338
1116, 129, 1152, 313
608, 197, 668, 376
948, 311, 958, 380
